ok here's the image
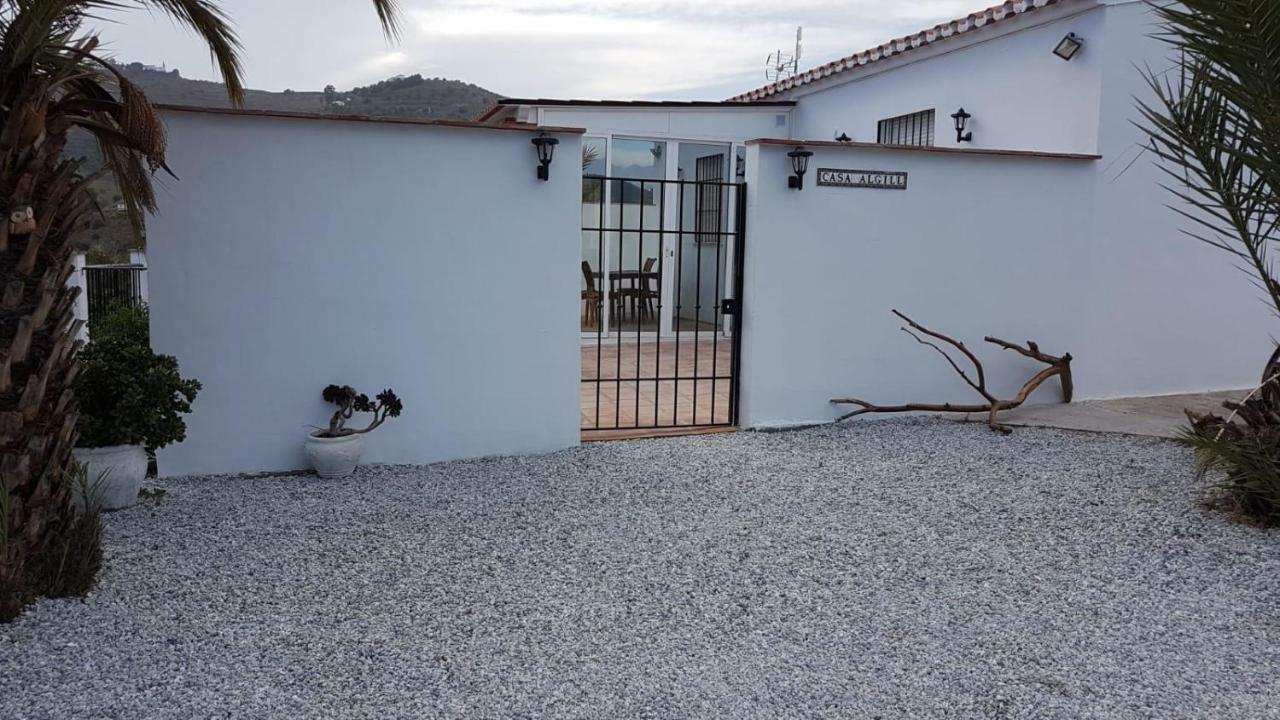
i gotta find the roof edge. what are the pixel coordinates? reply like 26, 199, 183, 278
746, 137, 1100, 161
491, 98, 797, 108
475, 102, 507, 123
155, 104, 586, 134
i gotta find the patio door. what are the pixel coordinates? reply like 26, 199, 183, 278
580, 140, 736, 340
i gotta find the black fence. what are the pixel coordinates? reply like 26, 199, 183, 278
84, 264, 146, 322
580, 176, 746, 432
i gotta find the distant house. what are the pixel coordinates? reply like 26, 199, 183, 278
478, 0, 1270, 430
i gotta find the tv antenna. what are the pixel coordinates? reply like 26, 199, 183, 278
765, 26, 803, 81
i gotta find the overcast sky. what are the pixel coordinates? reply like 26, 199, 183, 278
90, 0, 985, 100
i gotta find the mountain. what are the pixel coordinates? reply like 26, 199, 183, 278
68, 63, 501, 168
114, 62, 501, 120
68, 63, 502, 260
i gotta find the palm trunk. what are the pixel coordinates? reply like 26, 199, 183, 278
0, 97, 91, 620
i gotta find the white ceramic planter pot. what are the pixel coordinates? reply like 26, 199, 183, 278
71, 445, 148, 511
304, 432, 364, 478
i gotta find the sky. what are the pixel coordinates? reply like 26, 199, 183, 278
89, 0, 987, 100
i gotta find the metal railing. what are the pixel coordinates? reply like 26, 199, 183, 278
84, 264, 146, 322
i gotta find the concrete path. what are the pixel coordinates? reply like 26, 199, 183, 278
997, 390, 1248, 438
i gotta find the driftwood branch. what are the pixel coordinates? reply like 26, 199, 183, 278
831, 310, 1074, 434
894, 310, 996, 403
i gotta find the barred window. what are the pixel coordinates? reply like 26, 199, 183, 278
876, 109, 935, 146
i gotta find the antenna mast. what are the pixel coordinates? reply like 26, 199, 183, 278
765, 25, 803, 81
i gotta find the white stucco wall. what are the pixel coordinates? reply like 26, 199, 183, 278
789, 2, 1105, 154
1078, 0, 1266, 398
738, 141, 1272, 429
148, 111, 583, 476
737, 0, 1275, 429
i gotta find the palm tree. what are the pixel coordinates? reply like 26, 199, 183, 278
0, 0, 400, 620
1138, 1, 1280, 523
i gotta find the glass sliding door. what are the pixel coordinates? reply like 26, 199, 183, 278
607, 138, 667, 335
581, 136, 607, 334
581, 137, 739, 340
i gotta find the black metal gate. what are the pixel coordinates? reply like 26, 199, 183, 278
84, 264, 146, 322
580, 174, 746, 432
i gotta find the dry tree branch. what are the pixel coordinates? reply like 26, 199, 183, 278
893, 309, 996, 403
831, 310, 1074, 434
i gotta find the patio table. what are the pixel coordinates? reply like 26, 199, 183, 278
591, 270, 660, 319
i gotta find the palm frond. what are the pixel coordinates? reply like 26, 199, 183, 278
1137, 1, 1280, 316
1147, 0, 1280, 215
134, 0, 244, 105
367, 0, 401, 41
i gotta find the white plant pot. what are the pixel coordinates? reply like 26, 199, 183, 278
304, 432, 365, 478
71, 445, 148, 511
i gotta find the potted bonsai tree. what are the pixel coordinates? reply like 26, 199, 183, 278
305, 385, 403, 477
74, 304, 201, 510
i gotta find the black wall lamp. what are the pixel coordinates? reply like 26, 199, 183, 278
1053, 32, 1084, 61
834, 132, 852, 143
950, 108, 973, 143
787, 147, 814, 190
531, 133, 558, 180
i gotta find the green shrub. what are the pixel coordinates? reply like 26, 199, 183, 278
1181, 426, 1280, 524
76, 304, 201, 450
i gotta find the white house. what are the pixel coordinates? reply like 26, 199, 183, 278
146, 0, 1273, 476
481, 0, 1112, 155
477, 0, 1270, 427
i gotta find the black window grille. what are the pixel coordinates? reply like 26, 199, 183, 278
694, 154, 725, 245
84, 265, 145, 322
877, 109, 936, 146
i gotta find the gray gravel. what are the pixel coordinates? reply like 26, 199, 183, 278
3, 418, 1279, 719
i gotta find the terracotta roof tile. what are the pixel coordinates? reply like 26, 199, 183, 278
728, 0, 1073, 102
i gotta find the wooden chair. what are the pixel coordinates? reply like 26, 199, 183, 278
581, 261, 602, 330
636, 257, 659, 318
616, 257, 658, 320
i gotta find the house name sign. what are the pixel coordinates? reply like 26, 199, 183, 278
815, 168, 908, 190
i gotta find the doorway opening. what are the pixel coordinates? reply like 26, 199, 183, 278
579, 168, 746, 436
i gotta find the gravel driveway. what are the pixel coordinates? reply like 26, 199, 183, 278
3, 419, 1278, 719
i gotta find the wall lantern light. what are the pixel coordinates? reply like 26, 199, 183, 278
1053, 32, 1084, 61
787, 147, 814, 190
950, 108, 973, 143
531, 133, 558, 181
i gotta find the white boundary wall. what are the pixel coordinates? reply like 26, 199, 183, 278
736, 0, 1276, 429
738, 141, 1274, 429
148, 111, 583, 476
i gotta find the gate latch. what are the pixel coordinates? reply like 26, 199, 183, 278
721, 298, 737, 315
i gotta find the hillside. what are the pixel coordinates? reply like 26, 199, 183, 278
113, 62, 500, 119
67, 63, 501, 260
